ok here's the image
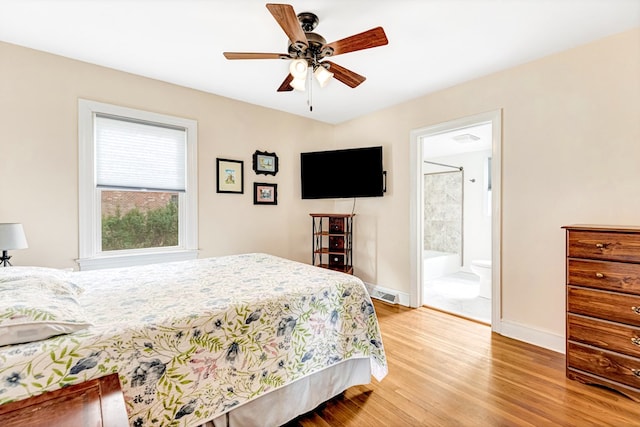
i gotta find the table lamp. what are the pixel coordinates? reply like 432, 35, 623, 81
0, 223, 28, 267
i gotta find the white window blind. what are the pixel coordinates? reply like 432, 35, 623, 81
95, 114, 187, 192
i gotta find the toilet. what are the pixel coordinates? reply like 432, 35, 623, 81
471, 260, 492, 299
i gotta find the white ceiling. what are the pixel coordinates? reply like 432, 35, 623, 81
1, 1, 638, 124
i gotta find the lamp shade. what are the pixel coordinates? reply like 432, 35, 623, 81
314, 66, 334, 88
289, 59, 308, 80
0, 223, 28, 250
290, 77, 306, 91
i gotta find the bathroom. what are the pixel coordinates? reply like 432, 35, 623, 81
422, 124, 492, 324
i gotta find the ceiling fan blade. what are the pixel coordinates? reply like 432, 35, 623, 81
323, 61, 366, 88
223, 52, 290, 60
324, 27, 388, 56
277, 74, 294, 92
266, 3, 308, 52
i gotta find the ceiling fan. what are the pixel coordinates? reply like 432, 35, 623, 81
223, 3, 388, 93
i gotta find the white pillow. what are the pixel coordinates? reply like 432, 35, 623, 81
0, 266, 83, 295
0, 275, 91, 346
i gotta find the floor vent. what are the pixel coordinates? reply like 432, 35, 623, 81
371, 290, 399, 304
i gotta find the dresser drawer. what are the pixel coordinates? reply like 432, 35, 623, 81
567, 342, 640, 389
568, 314, 640, 358
567, 259, 640, 295
568, 287, 640, 327
567, 230, 640, 263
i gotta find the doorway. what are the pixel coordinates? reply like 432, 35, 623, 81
423, 125, 491, 323
409, 110, 502, 330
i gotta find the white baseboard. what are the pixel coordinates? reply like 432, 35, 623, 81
364, 282, 564, 353
498, 319, 565, 354
364, 282, 564, 354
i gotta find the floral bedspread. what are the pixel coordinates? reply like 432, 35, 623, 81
0, 253, 387, 426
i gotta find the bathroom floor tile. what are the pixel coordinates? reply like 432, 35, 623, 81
424, 272, 491, 323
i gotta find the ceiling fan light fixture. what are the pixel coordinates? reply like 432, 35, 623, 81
314, 65, 333, 88
289, 59, 308, 79
290, 76, 306, 91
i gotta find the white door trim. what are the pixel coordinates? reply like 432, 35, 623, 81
409, 109, 503, 332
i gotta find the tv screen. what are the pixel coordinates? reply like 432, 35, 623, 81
300, 146, 384, 199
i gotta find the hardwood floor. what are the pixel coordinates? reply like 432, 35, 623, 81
284, 301, 640, 426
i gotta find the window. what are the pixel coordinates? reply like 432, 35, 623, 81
78, 100, 197, 270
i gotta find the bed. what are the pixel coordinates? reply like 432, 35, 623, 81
0, 253, 387, 426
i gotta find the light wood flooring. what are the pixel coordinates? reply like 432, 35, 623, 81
284, 301, 640, 426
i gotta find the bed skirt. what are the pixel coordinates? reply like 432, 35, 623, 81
205, 357, 371, 427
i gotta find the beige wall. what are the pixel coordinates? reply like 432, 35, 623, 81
1, 28, 639, 349
335, 28, 640, 343
0, 41, 335, 268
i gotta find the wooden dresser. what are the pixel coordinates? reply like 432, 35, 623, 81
563, 224, 640, 401
0, 373, 128, 426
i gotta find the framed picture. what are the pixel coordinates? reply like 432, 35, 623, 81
252, 150, 278, 176
216, 158, 244, 194
253, 182, 278, 205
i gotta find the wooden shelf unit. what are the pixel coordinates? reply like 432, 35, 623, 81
310, 213, 354, 274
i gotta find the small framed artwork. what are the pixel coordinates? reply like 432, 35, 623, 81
216, 158, 244, 194
252, 150, 279, 176
254, 182, 278, 205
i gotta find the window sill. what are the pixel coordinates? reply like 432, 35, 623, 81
76, 250, 198, 271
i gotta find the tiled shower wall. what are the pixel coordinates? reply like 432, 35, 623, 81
424, 171, 462, 254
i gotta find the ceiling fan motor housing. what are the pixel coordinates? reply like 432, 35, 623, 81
288, 32, 333, 60
287, 12, 334, 62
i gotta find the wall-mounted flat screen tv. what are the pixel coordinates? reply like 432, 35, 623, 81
300, 146, 384, 199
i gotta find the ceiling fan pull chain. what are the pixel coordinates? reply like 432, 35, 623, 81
308, 66, 313, 111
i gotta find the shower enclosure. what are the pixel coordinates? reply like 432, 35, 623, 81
423, 161, 463, 278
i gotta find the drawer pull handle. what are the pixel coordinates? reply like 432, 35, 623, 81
633, 307, 640, 315
595, 272, 604, 278
632, 337, 640, 346
633, 369, 640, 378
595, 242, 610, 249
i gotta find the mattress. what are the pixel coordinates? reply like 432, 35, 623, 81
0, 253, 387, 426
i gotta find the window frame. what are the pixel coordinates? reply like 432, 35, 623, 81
78, 99, 198, 270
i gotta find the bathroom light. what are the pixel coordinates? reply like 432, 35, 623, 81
452, 133, 480, 143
